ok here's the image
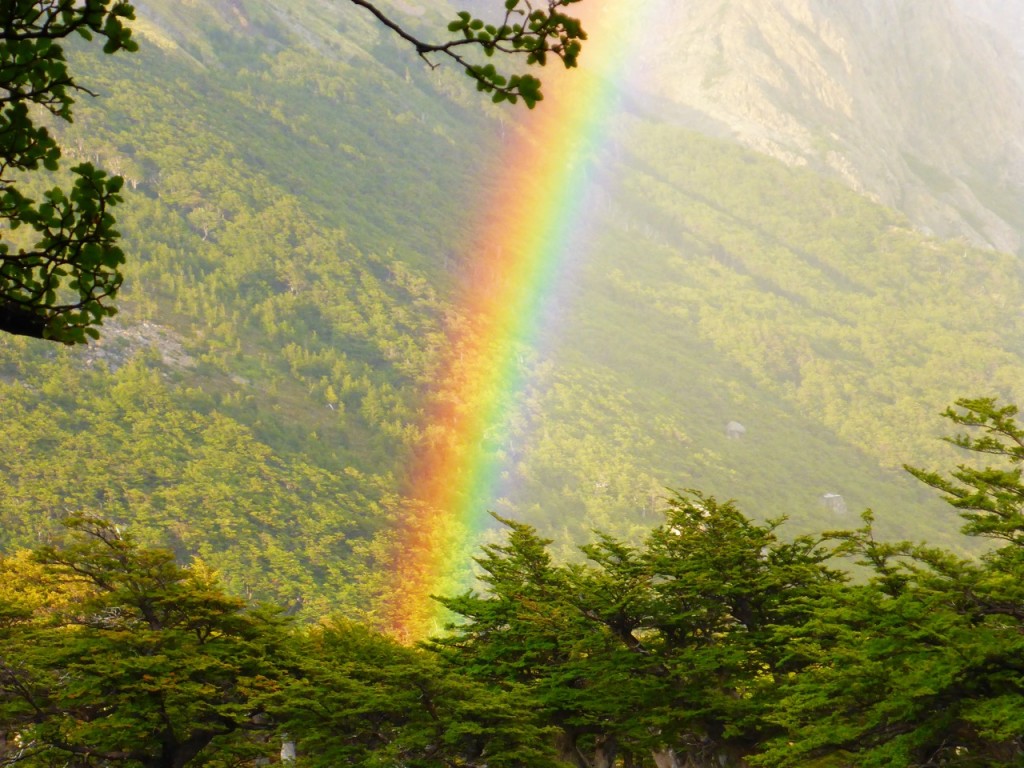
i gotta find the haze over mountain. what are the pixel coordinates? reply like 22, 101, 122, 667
2, 0, 1023, 615
956, 0, 1024, 59
631, 0, 1024, 252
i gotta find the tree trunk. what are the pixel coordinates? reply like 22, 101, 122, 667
554, 730, 591, 768
593, 735, 617, 768
0, 303, 46, 340
143, 730, 219, 768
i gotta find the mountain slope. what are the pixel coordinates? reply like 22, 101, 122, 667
630, 0, 1024, 252
1, 0, 1021, 617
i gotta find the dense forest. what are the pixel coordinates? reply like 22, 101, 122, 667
4, 399, 1024, 767
4, 0, 1024, 765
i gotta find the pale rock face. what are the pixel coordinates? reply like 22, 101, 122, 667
627, 0, 1024, 252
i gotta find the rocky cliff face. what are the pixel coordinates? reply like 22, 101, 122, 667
628, 0, 1024, 252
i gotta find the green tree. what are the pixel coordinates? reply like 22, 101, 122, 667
756, 400, 1024, 767
272, 618, 561, 768
617, 493, 841, 766
759, 515, 1024, 768
432, 495, 840, 768
431, 516, 617, 767
0, 518, 292, 768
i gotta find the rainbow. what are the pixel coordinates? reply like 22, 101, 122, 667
385, 1, 647, 643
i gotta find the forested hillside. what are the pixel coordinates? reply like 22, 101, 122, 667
2, 0, 1023, 617
8, 1, 1024, 766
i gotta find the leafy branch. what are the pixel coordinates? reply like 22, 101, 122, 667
348, 0, 586, 107
906, 398, 1024, 544
0, 0, 136, 343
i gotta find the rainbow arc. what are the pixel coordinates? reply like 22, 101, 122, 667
385, 2, 648, 643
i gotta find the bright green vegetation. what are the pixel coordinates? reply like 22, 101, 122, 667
1, 0, 1023, 616
4, 399, 1024, 768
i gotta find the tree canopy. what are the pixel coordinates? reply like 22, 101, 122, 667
0, 522, 562, 768
5, 400, 1024, 766
0, 517, 292, 768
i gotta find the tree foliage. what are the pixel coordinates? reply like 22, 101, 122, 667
0, 0, 136, 343
757, 402, 1024, 767
0, 517, 292, 768
349, 0, 585, 108
906, 397, 1024, 543
273, 618, 561, 768
430, 495, 842, 768
0, 527, 563, 768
